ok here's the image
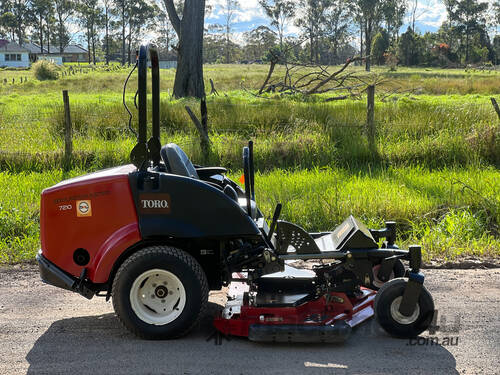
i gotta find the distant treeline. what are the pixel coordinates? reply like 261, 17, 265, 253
0, 0, 499, 67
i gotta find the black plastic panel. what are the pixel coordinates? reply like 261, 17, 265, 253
129, 171, 260, 239
248, 321, 352, 343
331, 215, 378, 250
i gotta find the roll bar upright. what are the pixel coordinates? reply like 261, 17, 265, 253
130, 44, 161, 170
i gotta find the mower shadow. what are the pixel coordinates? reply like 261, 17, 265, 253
26, 302, 458, 375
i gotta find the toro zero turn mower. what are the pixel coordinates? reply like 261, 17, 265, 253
37, 45, 435, 342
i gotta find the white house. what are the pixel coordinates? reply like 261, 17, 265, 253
0, 40, 30, 68
147, 60, 177, 69
23, 42, 86, 63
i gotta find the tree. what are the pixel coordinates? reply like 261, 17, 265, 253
77, 0, 102, 64
494, 1, 500, 29
295, 0, 329, 64
163, 0, 206, 98
356, 0, 385, 71
103, 0, 113, 64
445, 0, 488, 62
371, 30, 390, 64
221, 0, 239, 63
397, 27, 423, 65
323, 0, 353, 64
0, 12, 18, 42
156, 5, 177, 54
126, 1, 158, 65
32, 0, 53, 53
113, 0, 131, 65
243, 25, 277, 60
204, 23, 227, 63
493, 35, 500, 65
382, 0, 406, 41
54, 0, 74, 53
258, 0, 296, 49
0, 0, 31, 43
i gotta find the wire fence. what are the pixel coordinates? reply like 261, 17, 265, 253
0, 98, 497, 168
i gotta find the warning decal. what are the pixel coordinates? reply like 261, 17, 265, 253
76, 200, 92, 217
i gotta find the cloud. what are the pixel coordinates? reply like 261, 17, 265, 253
411, 0, 448, 29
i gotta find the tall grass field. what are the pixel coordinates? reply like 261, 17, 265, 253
0, 64, 498, 263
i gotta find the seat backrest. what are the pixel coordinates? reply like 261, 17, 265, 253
160, 143, 199, 179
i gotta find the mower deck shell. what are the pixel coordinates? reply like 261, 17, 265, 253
214, 286, 376, 342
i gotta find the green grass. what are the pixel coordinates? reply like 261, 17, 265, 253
0, 92, 498, 171
0, 166, 498, 263
1, 63, 499, 96
0, 64, 498, 264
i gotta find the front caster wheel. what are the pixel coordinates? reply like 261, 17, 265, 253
112, 246, 209, 339
371, 259, 406, 289
374, 278, 434, 338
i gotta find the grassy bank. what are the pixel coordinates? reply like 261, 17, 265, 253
0, 166, 498, 263
1, 64, 500, 96
0, 93, 498, 171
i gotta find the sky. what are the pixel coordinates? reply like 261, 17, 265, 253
203, 0, 497, 46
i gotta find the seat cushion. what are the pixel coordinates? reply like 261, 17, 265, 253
160, 143, 199, 179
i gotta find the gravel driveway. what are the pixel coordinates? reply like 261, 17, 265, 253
0, 266, 498, 374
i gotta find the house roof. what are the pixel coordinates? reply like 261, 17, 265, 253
21, 42, 87, 54
0, 40, 29, 53
64, 44, 87, 54
22, 42, 45, 54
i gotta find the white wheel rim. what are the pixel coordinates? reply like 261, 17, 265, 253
130, 269, 186, 326
390, 296, 420, 325
372, 265, 395, 288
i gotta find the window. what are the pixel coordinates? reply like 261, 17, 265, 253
5, 54, 21, 61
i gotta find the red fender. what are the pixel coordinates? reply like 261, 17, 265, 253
89, 223, 142, 283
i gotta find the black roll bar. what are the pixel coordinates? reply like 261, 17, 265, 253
148, 45, 161, 166
248, 140, 255, 201
137, 45, 147, 146
243, 146, 252, 217
130, 44, 162, 170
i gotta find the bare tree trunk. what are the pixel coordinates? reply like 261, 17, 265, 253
39, 15, 44, 54
226, 24, 230, 63
309, 24, 314, 64
92, 30, 96, 64
465, 26, 469, 63
87, 31, 91, 64
105, 8, 109, 65
58, 17, 64, 54
121, 6, 126, 65
47, 25, 50, 54
164, 0, 206, 98
360, 20, 363, 58
365, 19, 371, 72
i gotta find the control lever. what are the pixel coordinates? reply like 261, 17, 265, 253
267, 203, 282, 242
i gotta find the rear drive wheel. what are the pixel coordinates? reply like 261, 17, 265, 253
371, 259, 405, 289
374, 278, 434, 338
112, 246, 208, 339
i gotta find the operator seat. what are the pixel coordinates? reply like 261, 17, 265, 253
160, 143, 199, 179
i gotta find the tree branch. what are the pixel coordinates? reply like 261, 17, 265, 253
259, 60, 276, 95
306, 56, 364, 95
163, 0, 181, 36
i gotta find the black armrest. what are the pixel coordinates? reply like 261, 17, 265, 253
196, 167, 227, 178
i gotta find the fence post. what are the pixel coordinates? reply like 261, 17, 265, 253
62, 90, 73, 169
366, 85, 375, 149
491, 97, 500, 121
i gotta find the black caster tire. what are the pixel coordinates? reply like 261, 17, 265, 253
112, 246, 209, 339
371, 259, 406, 289
374, 278, 434, 338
